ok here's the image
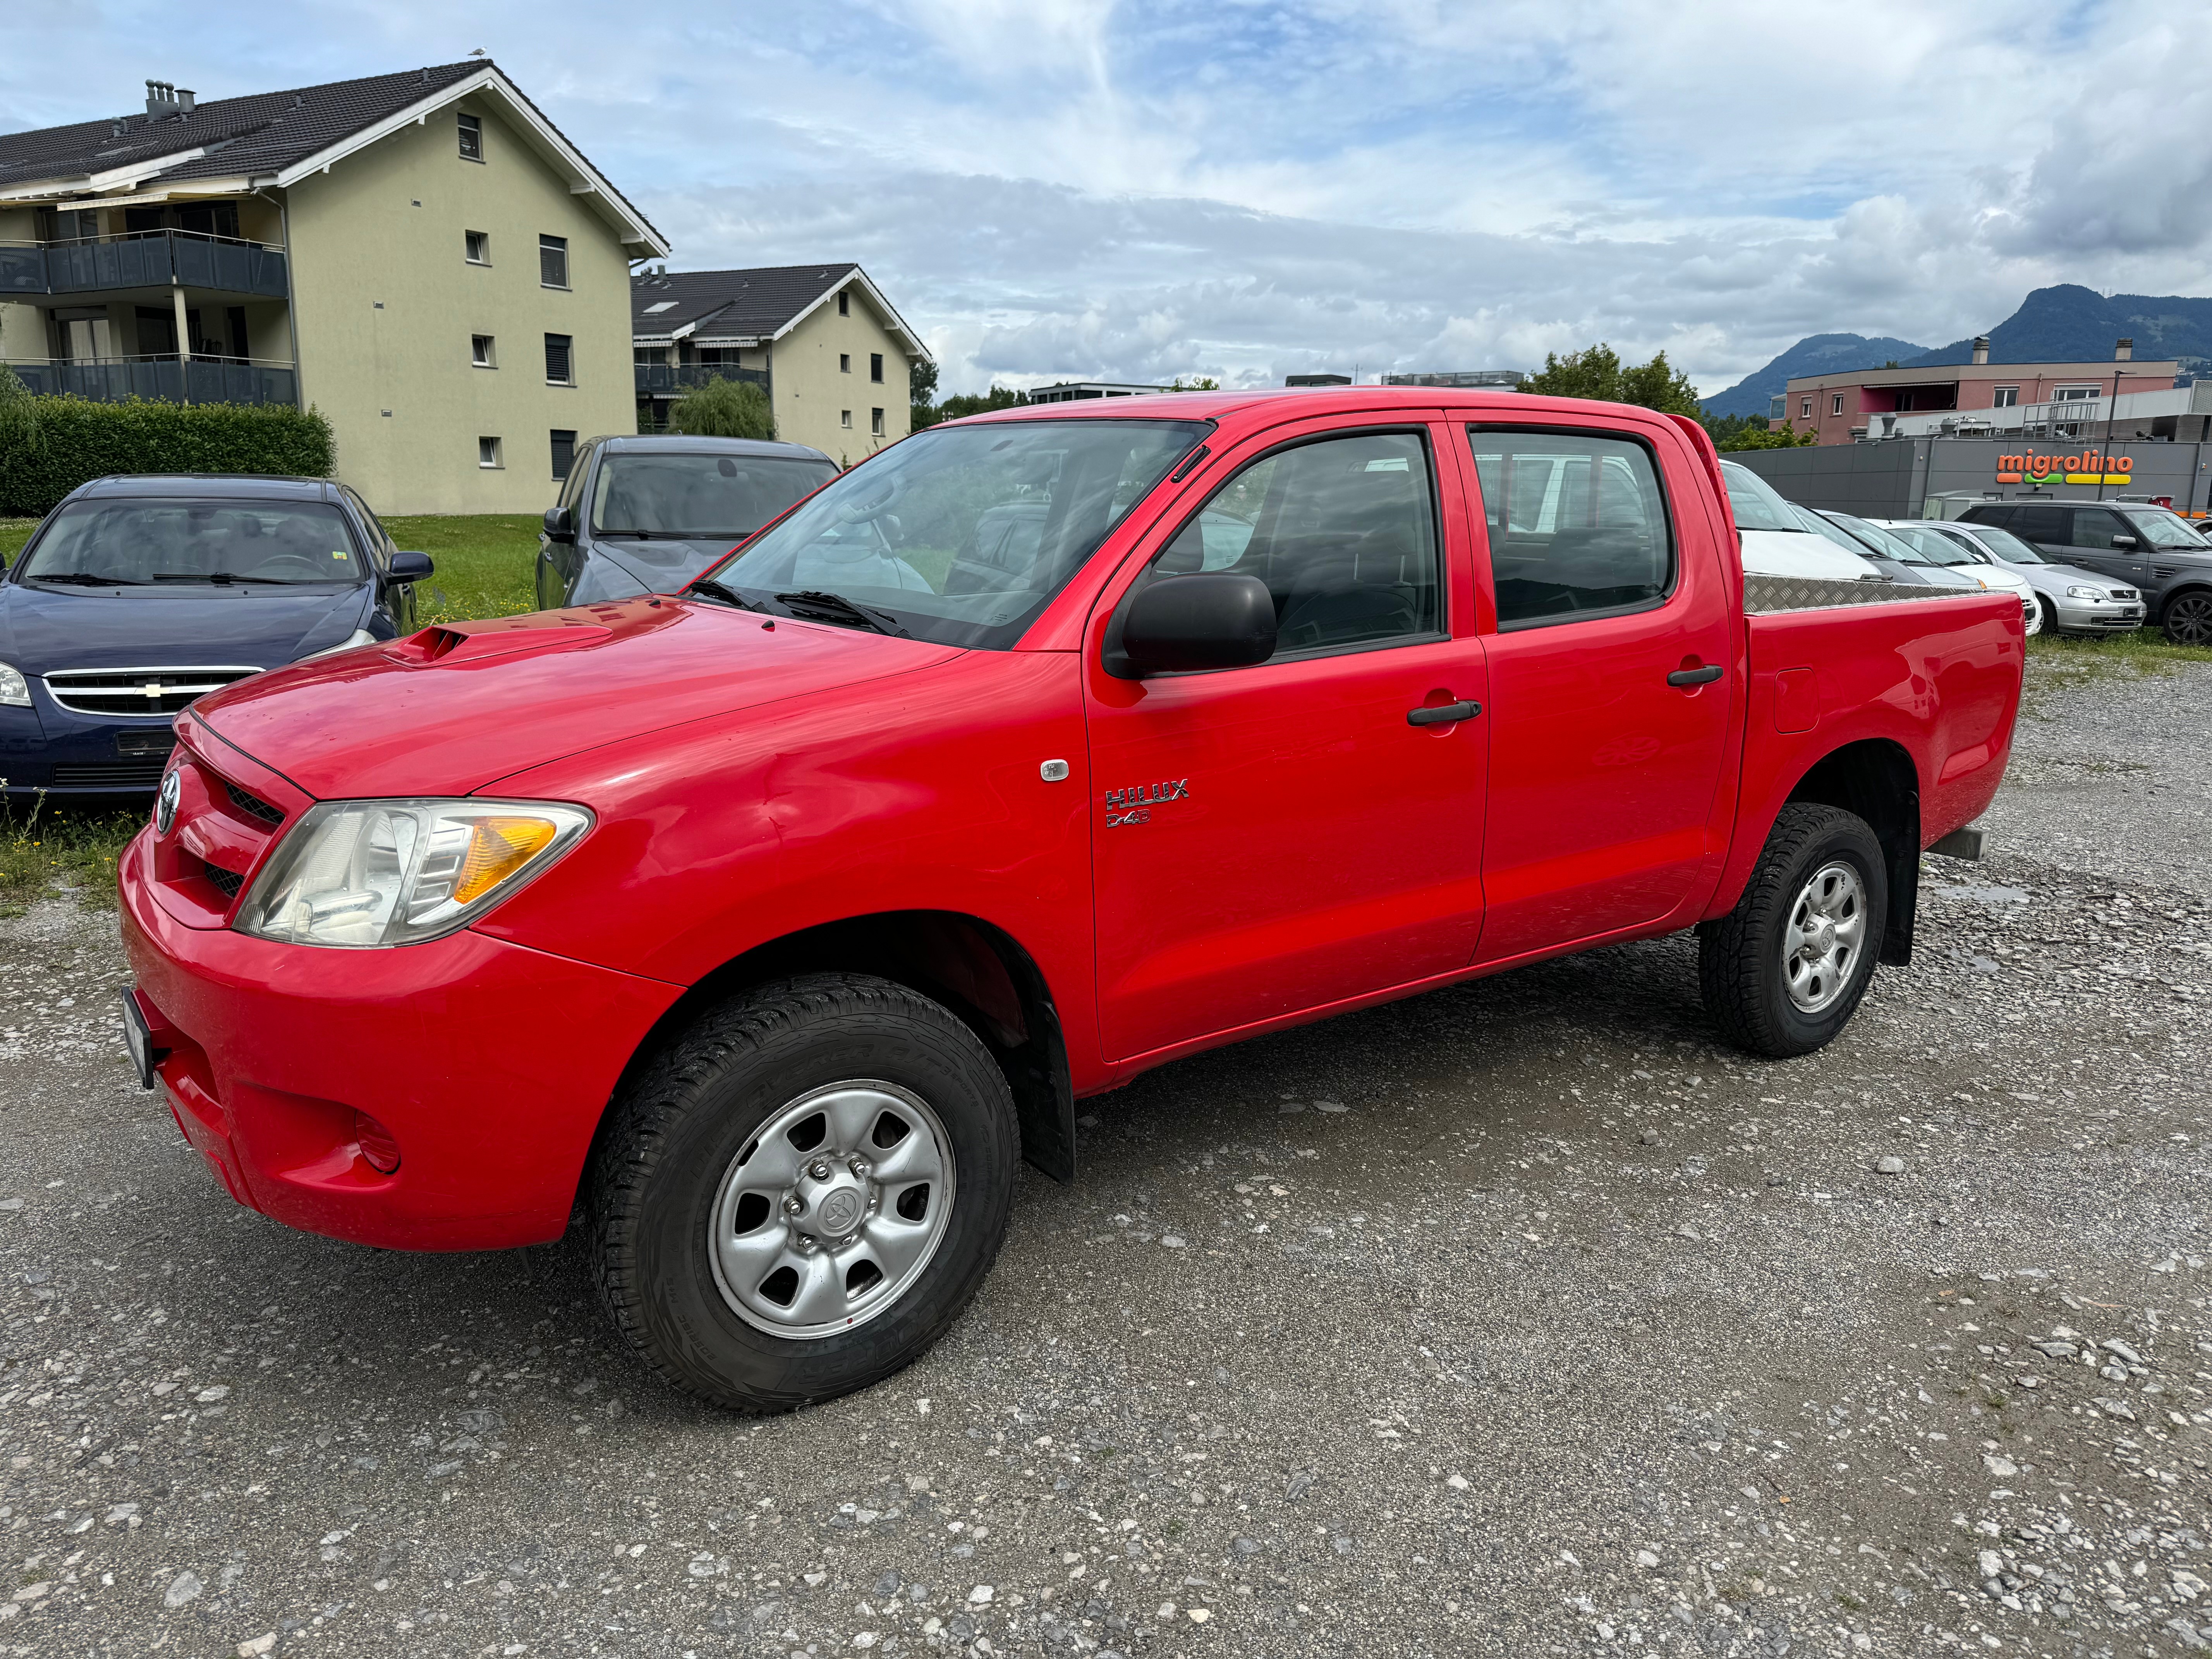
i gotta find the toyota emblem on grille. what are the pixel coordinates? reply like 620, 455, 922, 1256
155, 769, 181, 836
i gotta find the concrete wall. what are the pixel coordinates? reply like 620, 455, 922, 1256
771, 288, 913, 467
285, 97, 635, 515
1733, 437, 2212, 518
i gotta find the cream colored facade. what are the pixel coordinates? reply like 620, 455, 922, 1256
285, 100, 639, 511
0, 66, 666, 514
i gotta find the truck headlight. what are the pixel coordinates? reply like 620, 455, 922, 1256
2065, 585, 2107, 600
235, 799, 592, 947
0, 663, 29, 707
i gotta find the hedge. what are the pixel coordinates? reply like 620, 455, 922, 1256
0, 381, 335, 518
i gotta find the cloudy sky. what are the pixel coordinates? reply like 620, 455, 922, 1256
11, 1, 2212, 395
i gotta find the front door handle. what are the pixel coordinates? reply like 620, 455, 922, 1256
1407, 700, 1481, 726
1666, 665, 1724, 687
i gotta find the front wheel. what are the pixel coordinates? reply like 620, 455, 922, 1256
2162, 589, 2212, 648
1698, 803, 1888, 1058
588, 974, 1018, 1412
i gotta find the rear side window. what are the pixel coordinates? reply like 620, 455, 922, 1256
1147, 429, 1440, 655
1468, 428, 1673, 628
2009, 505, 2070, 545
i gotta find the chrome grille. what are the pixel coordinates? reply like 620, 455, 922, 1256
43, 665, 260, 718
2109, 588, 2138, 600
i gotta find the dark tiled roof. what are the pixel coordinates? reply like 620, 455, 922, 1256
632, 264, 861, 339
0, 63, 481, 191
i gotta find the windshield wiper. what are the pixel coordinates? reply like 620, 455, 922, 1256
774, 590, 908, 636
686, 577, 764, 611
151, 572, 291, 586
600, 528, 745, 540
26, 571, 146, 586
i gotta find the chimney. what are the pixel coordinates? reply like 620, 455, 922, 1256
1971, 336, 1989, 365
2115, 337, 2134, 361
176, 88, 195, 115
144, 80, 177, 117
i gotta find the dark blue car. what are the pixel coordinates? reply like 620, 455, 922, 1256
0, 474, 433, 795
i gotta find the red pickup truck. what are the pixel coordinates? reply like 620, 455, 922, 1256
118, 388, 2022, 1412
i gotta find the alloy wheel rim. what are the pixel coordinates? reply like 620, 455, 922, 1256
2169, 595, 2212, 647
1782, 860, 1867, 1015
706, 1080, 955, 1341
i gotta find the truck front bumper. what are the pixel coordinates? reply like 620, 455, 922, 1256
117, 826, 684, 1251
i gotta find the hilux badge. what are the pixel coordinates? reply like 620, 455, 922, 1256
1103, 778, 1188, 827
155, 769, 180, 836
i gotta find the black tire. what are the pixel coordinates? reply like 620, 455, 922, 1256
588, 973, 1018, 1413
2162, 588, 2212, 648
1698, 803, 1888, 1059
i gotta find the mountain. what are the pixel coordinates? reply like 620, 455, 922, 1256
1700, 332, 1932, 417
1904, 284, 2212, 378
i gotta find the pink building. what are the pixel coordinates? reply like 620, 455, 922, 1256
1771, 337, 2177, 445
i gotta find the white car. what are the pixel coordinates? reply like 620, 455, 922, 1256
1870, 519, 2041, 635
1719, 461, 1884, 582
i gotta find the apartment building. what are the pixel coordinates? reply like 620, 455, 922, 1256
1768, 337, 2178, 447
632, 264, 929, 464
0, 63, 668, 512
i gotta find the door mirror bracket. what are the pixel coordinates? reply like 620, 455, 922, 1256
1107, 572, 1278, 679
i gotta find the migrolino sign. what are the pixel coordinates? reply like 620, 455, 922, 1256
1996, 449, 2131, 486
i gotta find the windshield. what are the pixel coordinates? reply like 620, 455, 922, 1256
1885, 524, 1980, 566
1719, 462, 1804, 532
1822, 511, 1932, 565
1949, 524, 2046, 563
701, 418, 1210, 649
15, 499, 366, 586
2118, 508, 2210, 551
592, 452, 837, 538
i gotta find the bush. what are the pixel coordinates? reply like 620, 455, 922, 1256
0, 383, 335, 517
668, 376, 774, 441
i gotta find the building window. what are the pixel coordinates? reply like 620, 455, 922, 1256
1800, 396, 1813, 419
544, 333, 573, 385
465, 230, 489, 264
837, 291, 850, 317
870, 353, 884, 383
471, 334, 496, 368
539, 235, 568, 290
1992, 386, 2019, 408
871, 407, 884, 436
840, 353, 851, 374
1830, 393, 1844, 417
551, 429, 577, 481
840, 410, 852, 429
2054, 386, 2099, 402
458, 113, 483, 162
478, 436, 503, 469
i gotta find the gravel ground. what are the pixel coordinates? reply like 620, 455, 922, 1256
3, 656, 2208, 1659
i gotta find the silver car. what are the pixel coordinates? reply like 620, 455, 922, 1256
1923, 520, 2145, 637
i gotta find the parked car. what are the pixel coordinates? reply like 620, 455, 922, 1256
536, 434, 840, 608
1920, 519, 2143, 637
1868, 519, 2040, 635
1960, 499, 2212, 646
0, 475, 431, 795
1807, 509, 1984, 590
119, 391, 2023, 1413
1718, 462, 1884, 582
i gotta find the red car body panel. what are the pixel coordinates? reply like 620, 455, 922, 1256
117, 386, 2025, 1252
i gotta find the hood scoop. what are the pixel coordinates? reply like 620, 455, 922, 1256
384, 617, 614, 668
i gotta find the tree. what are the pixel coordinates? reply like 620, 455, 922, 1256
1523, 343, 1701, 416
1166, 376, 1219, 391
668, 375, 773, 441
1699, 410, 1817, 451
908, 357, 940, 426
0, 365, 44, 502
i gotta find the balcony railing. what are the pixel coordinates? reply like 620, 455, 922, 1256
3, 355, 298, 407
634, 362, 771, 395
0, 230, 288, 300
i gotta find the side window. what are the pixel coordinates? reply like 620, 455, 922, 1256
1467, 428, 1673, 628
2010, 505, 2069, 545
558, 444, 593, 512
2070, 507, 2133, 550
1145, 429, 1440, 656
338, 489, 388, 568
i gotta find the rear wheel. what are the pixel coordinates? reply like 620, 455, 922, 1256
1699, 804, 1888, 1058
589, 974, 1018, 1413
2162, 589, 2212, 648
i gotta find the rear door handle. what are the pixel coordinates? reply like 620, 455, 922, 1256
1407, 700, 1481, 726
1666, 665, 1724, 687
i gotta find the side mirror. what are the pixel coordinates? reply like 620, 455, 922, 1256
1112, 572, 1277, 678
386, 551, 435, 584
2111, 534, 2138, 550
543, 506, 576, 542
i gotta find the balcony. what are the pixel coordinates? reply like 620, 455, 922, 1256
634, 362, 770, 395
4, 356, 298, 406
0, 230, 288, 301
